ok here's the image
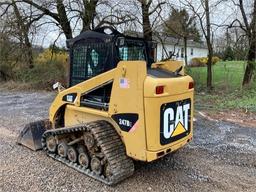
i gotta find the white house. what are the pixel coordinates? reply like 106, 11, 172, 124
154, 36, 208, 64
124, 31, 208, 65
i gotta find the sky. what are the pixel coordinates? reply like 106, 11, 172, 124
29, 0, 249, 48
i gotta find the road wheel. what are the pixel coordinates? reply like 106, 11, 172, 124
78, 152, 90, 168
57, 142, 68, 158
91, 157, 102, 175
67, 146, 77, 163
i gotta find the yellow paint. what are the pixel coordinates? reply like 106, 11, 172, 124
48, 60, 194, 162
172, 122, 186, 137
151, 60, 185, 75
144, 91, 194, 151
145, 136, 191, 162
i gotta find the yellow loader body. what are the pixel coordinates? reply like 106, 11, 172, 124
17, 27, 194, 184
49, 61, 193, 162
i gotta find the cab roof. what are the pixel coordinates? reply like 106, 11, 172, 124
66, 26, 147, 48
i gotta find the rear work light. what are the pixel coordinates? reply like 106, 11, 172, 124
189, 81, 194, 89
156, 85, 164, 94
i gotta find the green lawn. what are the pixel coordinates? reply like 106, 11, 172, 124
187, 61, 248, 91
187, 61, 256, 112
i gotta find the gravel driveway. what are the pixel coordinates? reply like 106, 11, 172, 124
0, 90, 256, 192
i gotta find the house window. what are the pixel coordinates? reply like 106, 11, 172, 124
191, 48, 194, 56
181, 48, 184, 58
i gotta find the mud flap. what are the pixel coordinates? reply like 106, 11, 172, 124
17, 119, 51, 151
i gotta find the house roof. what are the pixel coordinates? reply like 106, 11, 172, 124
124, 31, 208, 49
155, 35, 207, 49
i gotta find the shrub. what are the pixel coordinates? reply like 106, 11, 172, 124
0, 35, 19, 81
212, 56, 221, 65
190, 56, 220, 67
223, 46, 234, 61
36, 48, 68, 66
190, 57, 207, 67
0, 63, 14, 81
16, 48, 68, 89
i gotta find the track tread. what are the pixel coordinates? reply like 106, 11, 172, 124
42, 121, 134, 185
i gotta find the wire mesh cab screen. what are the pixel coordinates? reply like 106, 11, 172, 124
118, 39, 146, 61
70, 40, 110, 86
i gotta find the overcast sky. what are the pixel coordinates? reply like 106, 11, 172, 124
29, 0, 249, 48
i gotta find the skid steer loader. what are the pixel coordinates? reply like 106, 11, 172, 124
17, 26, 194, 185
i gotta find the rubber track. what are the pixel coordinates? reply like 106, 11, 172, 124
41, 120, 134, 185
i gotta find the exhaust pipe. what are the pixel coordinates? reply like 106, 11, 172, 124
17, 119, 51, 151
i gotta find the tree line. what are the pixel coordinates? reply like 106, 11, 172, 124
0, 0, 255, 89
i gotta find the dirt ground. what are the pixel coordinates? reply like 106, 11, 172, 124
0, 89, 256, 192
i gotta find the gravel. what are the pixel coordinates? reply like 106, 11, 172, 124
0, 89, 256, 192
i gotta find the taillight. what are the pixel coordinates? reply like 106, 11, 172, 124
189, 82, 194, 89
156, 85, 164, 94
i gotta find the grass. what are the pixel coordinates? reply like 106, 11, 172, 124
187, 61, 256, 112
1, 59, 255, 112
187, 61, 247, 91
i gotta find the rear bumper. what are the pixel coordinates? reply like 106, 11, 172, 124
145, 135, 192, 162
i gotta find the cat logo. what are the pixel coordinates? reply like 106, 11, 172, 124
160, 99, 191, 145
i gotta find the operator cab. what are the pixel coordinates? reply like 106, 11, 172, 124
67, 26, 156, 87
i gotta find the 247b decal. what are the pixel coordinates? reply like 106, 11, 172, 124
160, 99, 191, 145
112, 113, 139, 132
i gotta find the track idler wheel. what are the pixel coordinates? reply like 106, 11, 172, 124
91, 157, 102, 175
46, 135, 57, 153
57, 142, 68, 158
67, 146, 77, 163
83, 133, 95, 149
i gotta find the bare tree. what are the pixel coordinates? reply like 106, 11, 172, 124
0, 19, 17, 80
0, 1, 44, 68
233, 0, 256, 85
163, 7, 200, 66
135, 0, 165, 41
81, 0, 98, 31
94, 2, 135, 29
204, 0, 213, 89
206, 0, 255, 86
138, 0, 153, 41
182, 0, 214, 89
22, 0, 73, 39
154, 32, 181, 60
21, 0, 135, 39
